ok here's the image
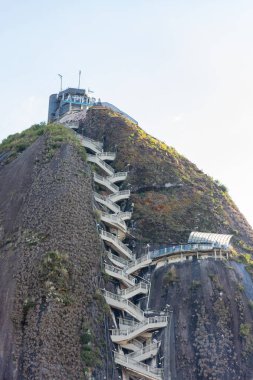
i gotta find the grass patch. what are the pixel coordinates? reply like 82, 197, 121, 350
0, 122, 87, 163
39, 250, 72, 305
80, 327, 102, 374
190, 280, 201, 290
163, 267, 178, 286
0, 122, 46, 160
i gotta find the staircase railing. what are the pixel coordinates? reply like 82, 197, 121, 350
107, 251, 130, 267
119, 282, 149, 297
114, 352, 163, 377
127, 341, 160, 360
104, 264, 136, 286
102, 290, 145, 320
100, 211, 127, 230
100, 230, 134, 259
107, 172, 128, 183
87, 154, 115, 175
93, 173, 119, 192
125, 253, 151, 273
111, 316, 168, 337
117, 211, 132, 220
94, 192, 120, 213
108, 190, 131, 202
97, 151, 116, 160
75, 134, 103, 151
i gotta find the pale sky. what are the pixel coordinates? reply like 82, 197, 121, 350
1, 0, 253, 227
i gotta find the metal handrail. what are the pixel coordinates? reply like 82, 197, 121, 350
111, 316, 168, 336
118, 317, 137, 327
100, 212, 127, 230
97, 152, 116, 159
127, 341, 160, 359
83, 136, 103, 149
108, 172, 128, 179
104, 264, 136, 285
125, 254, 151, 271
102, 290, 144, 318
93, 173, 119, 192
100, 230, 133, 256
117, 211, 132, 220
107, 251, 129, 266
109, 190, 130, 196
93, 192, 120, 212
87, 154, 115, 174
119, 282, 149, 296
74, 133, 103, 150
114, 352, 164, 376
150, 243, 217, 259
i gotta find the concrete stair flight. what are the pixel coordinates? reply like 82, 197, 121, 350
125, 254, 153, 275
100, 230, 134, 260
121, 339, 143, 352
111, 316, 168, 343
107, 250, 130, 268
97, 151, 116, 161
102, 290, 145, 322
114, 352, 163, 380
127, 341, 161, 362
94, 192, 120, 213
100, 211, 127, 232
118, 282, 149, 299
117, 211, 132, 220
87, 154, 115, 176
104, 264, 136, 287
93, 173, 119, 193
107, 172, 128, 183
75, 134, 103, 154
108, 190, 131, 203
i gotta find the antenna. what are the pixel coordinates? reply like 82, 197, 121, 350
58, 74, 63, 91
78, 70, 81, 89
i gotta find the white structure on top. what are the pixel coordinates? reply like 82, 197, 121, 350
188, 231, 233, 249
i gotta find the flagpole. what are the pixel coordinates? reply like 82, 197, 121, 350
78, 70, 81, 89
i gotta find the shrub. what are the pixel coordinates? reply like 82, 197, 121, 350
240, 323, 251, 337
163, 267, 178, 286
191, 280, 201, 290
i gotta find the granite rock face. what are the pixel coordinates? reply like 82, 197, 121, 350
1, 110, 253, 380
0, 133, 117, 380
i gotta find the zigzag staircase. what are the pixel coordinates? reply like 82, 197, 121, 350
74, 130, 167, 379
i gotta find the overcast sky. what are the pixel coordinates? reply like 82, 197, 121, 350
1, 0, 253, 227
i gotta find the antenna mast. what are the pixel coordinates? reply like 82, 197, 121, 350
58, 74, 63, 91
78, 70, 81, 89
